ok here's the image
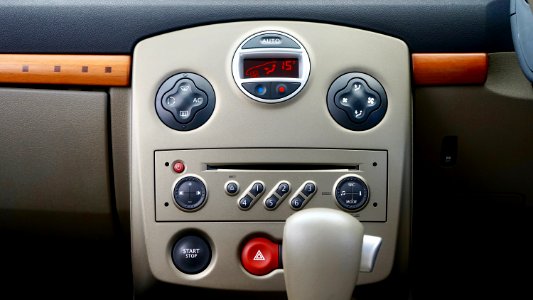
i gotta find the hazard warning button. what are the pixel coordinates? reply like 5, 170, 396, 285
241, 237, 280, 276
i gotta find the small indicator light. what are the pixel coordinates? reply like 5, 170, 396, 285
173, 161, 185, 173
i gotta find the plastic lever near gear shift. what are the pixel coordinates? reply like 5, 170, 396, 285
282, 208, 364, 300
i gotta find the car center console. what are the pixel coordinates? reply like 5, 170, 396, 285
131, 21, 411, 291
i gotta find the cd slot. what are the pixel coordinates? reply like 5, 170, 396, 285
206, 163, 359, 171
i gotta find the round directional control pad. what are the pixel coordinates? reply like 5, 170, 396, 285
173, 176, 208, 211
327, 73, 387, 131
334, 175, 369, 211
156, 73, 216, 131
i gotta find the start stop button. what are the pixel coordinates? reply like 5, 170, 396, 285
171, 235, 212, 274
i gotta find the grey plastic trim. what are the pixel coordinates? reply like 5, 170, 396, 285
360, 235, 382, 273
0, 0, 512, 54
510, 0, 533, 82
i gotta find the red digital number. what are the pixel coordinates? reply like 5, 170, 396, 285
281, 60, 293, 71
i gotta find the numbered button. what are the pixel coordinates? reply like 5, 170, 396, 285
237, 181, 265, 210
302, 182, 316, 196
276, 182, 290, 197
264, 195, 279, 209
288, 180, 317, 210
239, 195, 253, 210
264, 181, 291, 210
290, 195, 305, 210
250, 182, 264, 197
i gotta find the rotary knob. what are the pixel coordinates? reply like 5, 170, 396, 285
172, 175, 208, 211
333, 175, 369, 211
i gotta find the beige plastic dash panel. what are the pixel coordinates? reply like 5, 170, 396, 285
131, 21, 411, 291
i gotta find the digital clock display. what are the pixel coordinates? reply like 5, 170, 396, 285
243, 58, 299, 78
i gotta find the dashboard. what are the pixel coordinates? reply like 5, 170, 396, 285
0, 1, 532, 300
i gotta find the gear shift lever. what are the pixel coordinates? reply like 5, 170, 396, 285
283, 208, 364, 300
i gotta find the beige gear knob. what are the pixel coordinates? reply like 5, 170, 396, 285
282, 208, 364, 300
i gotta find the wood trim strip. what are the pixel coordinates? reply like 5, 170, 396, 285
0, 53, 487, 87
412, 53, 488, 86
0, 54, 130, 86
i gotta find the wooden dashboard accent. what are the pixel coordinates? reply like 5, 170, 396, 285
412, 53, 488, 85
0, 53, 487, 87
0, 54, 130, 86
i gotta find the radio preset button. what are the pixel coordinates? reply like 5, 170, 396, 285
237, 181, 266, 210
264, 181, 291, 210
288, 180, 317, 210
290, 195, 305, 210
264, 195, 279, 209
302, 182, 316, 196
276, 182, 290, 197
239, 195, 253, 210
250, 182, 265, 197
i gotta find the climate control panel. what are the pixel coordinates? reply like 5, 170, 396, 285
155, 73, 216, 131
232, 31, 310, 103
155, 148, 387, 222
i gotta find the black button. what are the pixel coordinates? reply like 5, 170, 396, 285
162, 79, 209, 124
239, 195, 253, 209
155, 72, 216, 132
242, 33, 300, 49
173, 176, 207, 210
276, 182, 290, 197
302, 182, 316, 196
270, 82, 301, 99
333, 78, 382, 124
327, 73, 388, 131
334, 176, 369, 211
264, 195, 279, 209
172, 235, 211, 274
242, 82, 271, 99
225, 182, 239, 195
290, 195, 305, 209
249, 182, 264, 197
